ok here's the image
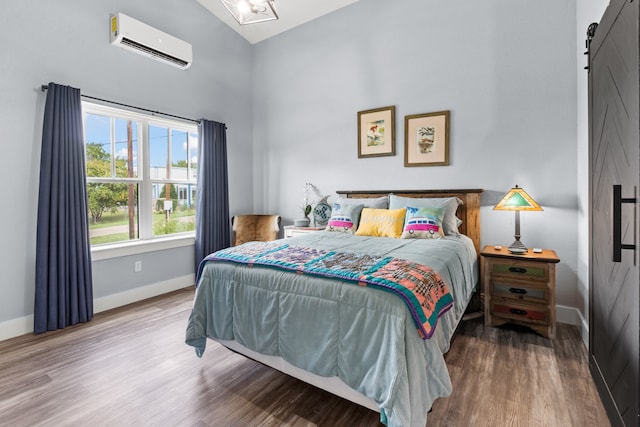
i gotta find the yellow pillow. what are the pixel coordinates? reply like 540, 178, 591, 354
355, 208, 407, 238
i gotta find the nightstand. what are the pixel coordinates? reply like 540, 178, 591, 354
481, 246, 560, 338
283, 225, 325, 238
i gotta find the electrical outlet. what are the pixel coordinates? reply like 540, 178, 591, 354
134, 261, 142, 272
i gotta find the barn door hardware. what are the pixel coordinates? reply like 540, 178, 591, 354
613, 185, 637, 262
584, 22, 598, 71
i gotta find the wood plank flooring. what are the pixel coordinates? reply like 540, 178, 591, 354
0, 287, 609, 426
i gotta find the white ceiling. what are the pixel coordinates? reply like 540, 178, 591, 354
196, 0, 360, 44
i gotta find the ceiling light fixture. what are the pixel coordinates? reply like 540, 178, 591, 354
219, 0, 279, 25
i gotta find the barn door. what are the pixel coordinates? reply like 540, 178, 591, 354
588, 0, 640, 426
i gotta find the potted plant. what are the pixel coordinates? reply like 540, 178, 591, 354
294, 203, 312, 227
293, 182, 314, 227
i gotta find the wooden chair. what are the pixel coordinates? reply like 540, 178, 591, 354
231, 214, 281, 246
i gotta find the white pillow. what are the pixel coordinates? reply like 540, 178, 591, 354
388, 195, 462, 235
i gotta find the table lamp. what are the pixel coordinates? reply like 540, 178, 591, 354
493, 185, 543, 253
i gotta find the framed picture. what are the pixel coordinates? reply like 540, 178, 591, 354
357, 105, 396, 158
404, 110, 450, 167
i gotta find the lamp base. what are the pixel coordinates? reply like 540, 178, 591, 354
508, 239, 528, 253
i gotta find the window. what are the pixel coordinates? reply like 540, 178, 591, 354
83, 102, 198, 246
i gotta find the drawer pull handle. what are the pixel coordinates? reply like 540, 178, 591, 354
508, 267, 527, 274
509, 288, 527, 295
510, 308, 528, 316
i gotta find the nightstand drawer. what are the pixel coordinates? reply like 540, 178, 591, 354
492, 281, 549, 303
284, 226, 325, 238
490, 260, 549, 281
491, 300, 549, 325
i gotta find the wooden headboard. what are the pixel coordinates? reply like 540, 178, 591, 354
336, 189, 483, 254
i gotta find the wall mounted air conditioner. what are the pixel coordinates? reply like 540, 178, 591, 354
110, 13, 192, 70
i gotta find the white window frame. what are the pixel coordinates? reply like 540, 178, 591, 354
82, 101, 198, 258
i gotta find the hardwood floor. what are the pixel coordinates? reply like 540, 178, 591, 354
0, 287, 609, 427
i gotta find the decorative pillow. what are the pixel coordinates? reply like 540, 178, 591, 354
401, 207, 445, 239
336, 196, 389, 209
325, 203, 364, 234
355, 208, 407, 238
389, 195, 462, 236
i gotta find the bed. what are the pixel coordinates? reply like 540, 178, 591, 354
186, 189, 483, 427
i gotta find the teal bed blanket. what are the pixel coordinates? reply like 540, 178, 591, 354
186, 231, 478, 427
200, 242, 454, 339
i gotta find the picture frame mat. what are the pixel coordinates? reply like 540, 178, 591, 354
405, 110, 449, 166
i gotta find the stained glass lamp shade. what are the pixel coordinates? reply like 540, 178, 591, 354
493, 185, 543, 252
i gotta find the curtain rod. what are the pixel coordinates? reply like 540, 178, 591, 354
41, 84, 201, 124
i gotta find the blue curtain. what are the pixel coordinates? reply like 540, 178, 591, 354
34, 83, 93, 334
195, 119, 230, 275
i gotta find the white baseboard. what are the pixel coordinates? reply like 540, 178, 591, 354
557, 304, 589, 348
0, 274, 194, 342
579, 312, 589, 348
93, 274, 194, 313
0, 315, 34, 343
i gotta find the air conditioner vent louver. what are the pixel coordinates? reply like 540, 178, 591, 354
120, 37, 190, 68
110, 13, 192, 70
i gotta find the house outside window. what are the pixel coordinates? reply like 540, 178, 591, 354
83, 102, 198, 246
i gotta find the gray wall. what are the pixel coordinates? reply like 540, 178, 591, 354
0, 0, 253, 327
0, 0, 613, 336
576, 0, 609, 338
252, 0, 580, 310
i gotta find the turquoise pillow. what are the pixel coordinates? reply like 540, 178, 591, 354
401, 206, 445, 239
325, 203, 364, 234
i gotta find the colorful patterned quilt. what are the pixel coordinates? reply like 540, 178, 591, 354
200, 241, 453, 339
